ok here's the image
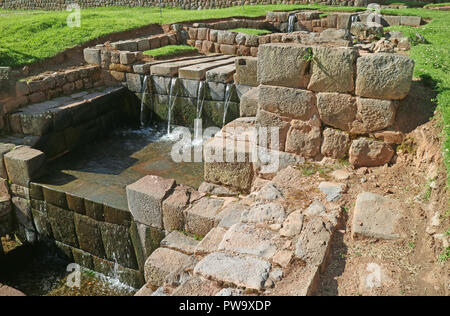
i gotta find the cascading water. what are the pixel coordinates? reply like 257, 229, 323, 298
288, 14, 296, 33
222, 84, 233, 128
167, 77, 179, 135
139, 75, 149, 128
194, 81, 206, 143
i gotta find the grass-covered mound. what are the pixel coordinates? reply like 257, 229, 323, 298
228, 28, 272, 36
143, 45, 197, 59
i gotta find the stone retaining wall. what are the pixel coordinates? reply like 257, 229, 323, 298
0, 0, 365, 11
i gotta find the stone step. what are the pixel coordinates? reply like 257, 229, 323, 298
178, 57, 235, 81
133, 53, 222, 75
160, 230, 199, 255
150, 55, 232, 77
8, 87, 124, 137
205, 64, 236, 83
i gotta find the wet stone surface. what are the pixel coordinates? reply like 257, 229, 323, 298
36, 125, 204, 212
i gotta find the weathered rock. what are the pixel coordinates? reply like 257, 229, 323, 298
83, 48, 101, 65
217, 31, 236, 45
234, 57, 258, 86
162, 185, 190, 232
0, 143, 15, 179
258, 85, 317, 120
272, 250, 293, 268
144, 247, 193, 288
351, 97, 396, 133
352, 192, 403, 239
99, 221, 137, 269
373, 38, 395, 53
47, 204, 78, 247
349, 138, 394, 167
304, 201, 326, 217
74, 213, 105, 258
4, 146, 45, 187
350, 22, 384, 41
215, 202, 247, 228
239, 87, 259, 117
194, 252, 271, 291
321, 128, 351, 159
161, 231, 199, 255
295, 217, 333, 267
307, 46, 357, 93
126, 175, 176, 228
257, 43, 311, 88
255, 183, 283, 202
319, 28, 351, 41
194, 226, 227, 255
204, 160, 253, 193
198, 182, 236, 197
285, 119, 322, 158
218, 223, 279, 259
280, 210, 304, 237
355, 53, 414, 100
316, 92, 356, 131
241, 202, 285, 225
318, 182, 346, 202
255, 110, 290, 152
185, 197, 224, 237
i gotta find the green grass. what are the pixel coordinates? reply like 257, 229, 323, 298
381, 8, 450, 185
0, 4, 368, 68
424, 2, 450, 7
143, 44, 197, 58
228, 28, 272, 36
385, 0, 426, 7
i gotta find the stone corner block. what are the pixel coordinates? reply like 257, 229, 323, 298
126, 175, 176, 228
4, 146, 45, 187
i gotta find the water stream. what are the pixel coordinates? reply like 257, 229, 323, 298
139, 75, 150, 128
288, 13, 296, 33
167, 77, 179, 135
222, 83, 233, 127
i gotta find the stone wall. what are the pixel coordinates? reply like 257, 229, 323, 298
0, 0, 365, 11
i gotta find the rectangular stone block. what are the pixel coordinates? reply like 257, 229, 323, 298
47, 203, 78, 247
307, 46, 357, 93
257, 43, 310, 88
258, 85, 317, 120
0, 143, 15, 179
234, 56, 258, 87
239, 87, 259, 117
162, 185, 189, 232
74, 213, 105, 258
400, 15, 421, 27
185, 197, 224, 237
4, 146, 45, 187
126, 175, 175, 228
83, 48, 101, 65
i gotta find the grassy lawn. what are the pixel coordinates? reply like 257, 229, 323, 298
143, 44, 197, 59
0, 4, 364, 68
228, 28, 272, 36
381, 8, 450, 182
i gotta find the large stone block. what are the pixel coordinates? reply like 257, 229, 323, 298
144, 247, 193, 288
255, 110, 291, 151
160, 230, 199, 255
355, 53, 414, 100
352, 192, 403, 240
258, 85, 317, 120
126, 175, 175, 228
217, 31, 236, 45
47, 204, 78, 247
316, 92, 356, 131
349, 138, 394, 167
129, 222, 165, 272
194, 252, 271, 291
162, 185, 190, 232
307, 46, 357, 93
185, 197, 224, 237
239, 87, 259, 117
351, 97, 396, 133
257, 43, 311, 88
100, 221, 138, 269
285, 119, 322, 158
83, 48, 101, 65
4, 146, 45, 187
74, 213, 105, 258
241, 202, 286, 225
234, 57, 258, 86
0, 143, 15, 179
321, 128, 351, 159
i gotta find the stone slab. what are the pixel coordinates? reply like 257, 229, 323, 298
178, 57, 235, 80
150, 55, 231, 76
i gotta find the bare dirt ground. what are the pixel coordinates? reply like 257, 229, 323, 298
315, 80, 449, 296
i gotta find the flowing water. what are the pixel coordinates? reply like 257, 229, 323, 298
139, 75, 150, 128
288, 14, 296, 33
167, 78, 179, 135
0, 244, 135, 296
222, 83, 233, 127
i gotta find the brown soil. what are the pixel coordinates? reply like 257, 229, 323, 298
314, 79, 449, 296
